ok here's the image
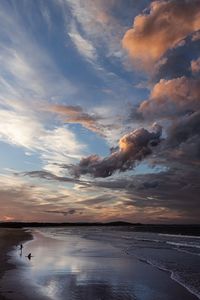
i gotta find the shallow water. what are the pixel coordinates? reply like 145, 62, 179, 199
3, 227, 200, 300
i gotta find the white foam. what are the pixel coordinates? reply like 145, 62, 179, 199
166, 241, 200, 249
133, 254, 200, 300
171, 272, 200, 300
159, 233, 200, 239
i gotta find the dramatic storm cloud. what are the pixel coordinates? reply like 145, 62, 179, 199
70, 124, 162, 178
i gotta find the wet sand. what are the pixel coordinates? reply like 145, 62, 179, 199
1, 229, 198, 300
0, 228, 32, 300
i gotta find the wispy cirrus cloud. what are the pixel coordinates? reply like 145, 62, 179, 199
68, 25, 97, 63
66, 0, 124, 59
0, 173, 83, 222
0, 106, 85, 175
0, 8, 75, 102
0, 1, 86, 175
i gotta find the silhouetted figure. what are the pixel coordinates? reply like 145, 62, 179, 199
27, 253, 32, 260
19, 244, 23, 258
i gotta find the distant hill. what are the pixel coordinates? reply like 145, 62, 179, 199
0, 221, 200, 235
0, 221, 136, 228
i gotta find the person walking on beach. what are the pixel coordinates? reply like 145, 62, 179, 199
19, 244, 23, 257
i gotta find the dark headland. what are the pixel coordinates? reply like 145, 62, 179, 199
0, 222, 200, 236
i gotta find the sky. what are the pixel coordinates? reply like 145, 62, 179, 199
0, 0, 200, 224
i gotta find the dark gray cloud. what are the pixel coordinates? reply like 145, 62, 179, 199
22, 170, 89, 185
69, 124, 162, 178
154, 32, 200, 81
96, 168, 200, 222
167, 111, 200, 147
128, 24, 200, 170
44, 209, 78, 216
21, 165, 200, 222
165, 110, 200, 163
79, 194, 114, 205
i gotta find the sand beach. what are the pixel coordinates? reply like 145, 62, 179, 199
0, 227, 199, 300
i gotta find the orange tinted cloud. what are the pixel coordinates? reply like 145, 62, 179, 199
139, 77, 200, 118
51, 105, 83, 115
191, 57, 200, 73
122, 0, 200, 69
3, 215, 14, 221
49, 104, 104, 135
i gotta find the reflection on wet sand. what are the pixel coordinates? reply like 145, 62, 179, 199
40, 275, 136, 300
5, 229, 198, 300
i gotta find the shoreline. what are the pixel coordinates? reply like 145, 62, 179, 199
0, 227, 199, 300
1, 223, 200, 236
137, 255, 200, 299
0, 228, 33, 300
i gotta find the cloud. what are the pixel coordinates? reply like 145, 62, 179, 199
129, 75, 200, 167
192, 30, 200, 41
22, 170, 88, 186
44, 209, 78, 216
0, 107, 85, 173
0, 5, 75, 102
0, 172, 99, 222
191, 57, 200, 74
166, 110, 200, 162
135, 77, 200, 164
69, 124, 162, 178
94, 168, 200, 223
21, 166, 200, 223
122, 0, 200, 69
0, 1, 87, 175
153, 33, 200, 81
49, 104, 105, 135
69, 26, 97, 63
138, 77, 200, 119
18, 161, 200, 222
2, 216, 14, 221
79, 194, 114, 206
133, 169, 200, 215
66, 0, 125, 58
48, 104, 123, 142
